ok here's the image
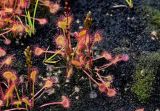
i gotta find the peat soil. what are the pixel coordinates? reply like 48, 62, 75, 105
0, 0, 160, 111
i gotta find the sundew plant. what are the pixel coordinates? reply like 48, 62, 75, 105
0, 0, 159, 111
0, 0, 56, 45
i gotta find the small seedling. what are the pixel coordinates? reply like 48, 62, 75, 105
125, 0, 133, 8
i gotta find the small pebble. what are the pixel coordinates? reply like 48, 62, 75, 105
79, 26, 83, 29
75, 96, 79, 100
151, 31, 157, 37
57, 84, 61, 88
89, 91, 97, 99
47, 88, 55, 95
46, 72, 50, 76
74, 86, 80, 92
54, 73, 58, 76
76, 19, 80, 24
93, 84, 97, 88
106, 13, 109, 16
21, 43, 24, 46
66, 79, 70, 83
127, 17, 130, 20
151, 37, 156, 40
15, 40, 19, 44
39, 82, 43, 87
57, 70, 62, 74
124, 87, 128, 91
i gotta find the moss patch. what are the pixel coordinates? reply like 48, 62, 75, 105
131, 52, 160, 102
143, 6, 160, 40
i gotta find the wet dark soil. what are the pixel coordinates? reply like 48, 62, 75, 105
0, 0, 160, 111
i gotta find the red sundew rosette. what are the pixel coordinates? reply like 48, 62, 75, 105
2, 70, 18, 85
0, 55, 15, 67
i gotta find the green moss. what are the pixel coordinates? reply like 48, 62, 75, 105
143, 6, 160, 40
150, 10, 160, 28
144, 6, 160, 28
131, 52, 160, 103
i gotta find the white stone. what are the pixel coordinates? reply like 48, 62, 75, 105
76, 19, 80, 24
75, 86, 80, 92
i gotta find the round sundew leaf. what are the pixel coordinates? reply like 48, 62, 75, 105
0, 47, 6, 57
